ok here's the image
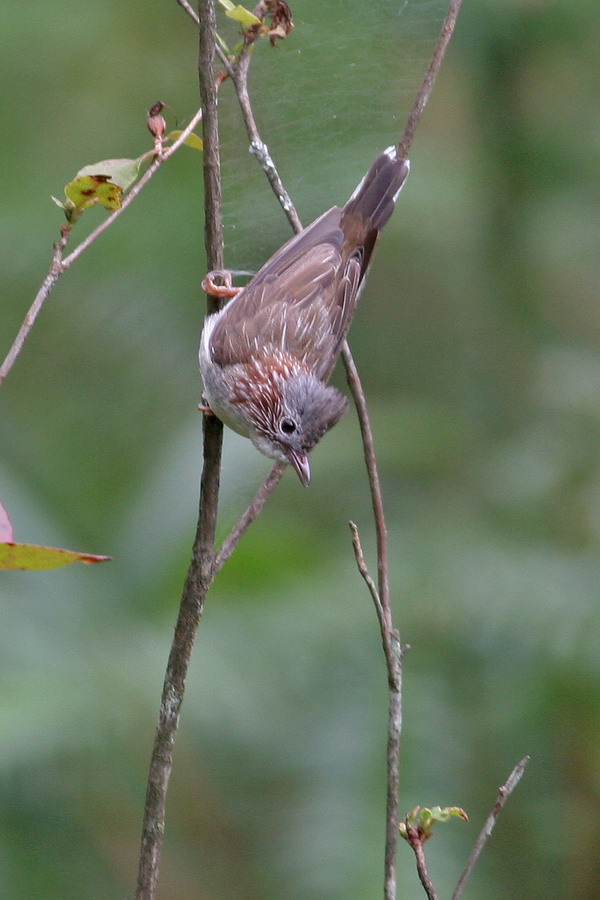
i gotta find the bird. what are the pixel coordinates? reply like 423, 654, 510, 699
199, 145, 410, 486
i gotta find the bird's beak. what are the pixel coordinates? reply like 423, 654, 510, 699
286, 449, 311, 486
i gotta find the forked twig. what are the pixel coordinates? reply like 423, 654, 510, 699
398, 0, 465, 159
344, 349, 402, 900
0, 106, 204, 387
451, 757, 530, 900
214, 462, 286, 573
230, 52, 302, 233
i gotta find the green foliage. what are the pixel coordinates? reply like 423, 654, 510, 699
218, 0, 261, 28
399, 805, 468, 843
166, 129, 203, 150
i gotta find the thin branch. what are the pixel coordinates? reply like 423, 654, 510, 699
176, 0, 236, 76
343, 347, 392, 630
344, 343, 401, 900
134, 3, 224, 898
349, 521, 386, 629
398, 0, 465, 159
0, 229, 69, 387
214, 462, 285, 573
451, 756, 530, 900
230, 52, 302, 233
0, 106, 204, 387
347, 505, 401, 900
404, 827, 439, 900
176, 0, 199, 25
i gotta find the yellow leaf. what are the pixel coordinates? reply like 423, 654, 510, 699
219, 0, 261, 27
0, 542, 110, 571
64, 175, 122, 219
167, 130, 204, 151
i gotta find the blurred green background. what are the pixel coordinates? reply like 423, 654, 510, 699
2, 0, 600, 897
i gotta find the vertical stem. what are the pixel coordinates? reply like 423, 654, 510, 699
342, 346, 402, 900
134, 2, 224, 897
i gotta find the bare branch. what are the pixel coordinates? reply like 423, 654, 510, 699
404, 826, 439, 900
398, 0, 465, 159
451, 757, 530, 900
230, 52, 302, 233
345, 399, 399, 896
214, 462, 286, 573
349, 521, 386, 627
175, 0, 240, 80
342, 346, 392, 629
176, 0, 199, 25
0, 228, 70, 387
135, 3, 224, 898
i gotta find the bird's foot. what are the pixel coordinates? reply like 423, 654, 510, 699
201, 269, 243, 299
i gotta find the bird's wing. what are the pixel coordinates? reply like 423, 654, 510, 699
209, 207, 360, 375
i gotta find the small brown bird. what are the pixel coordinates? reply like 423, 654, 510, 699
199, 146, 410, 485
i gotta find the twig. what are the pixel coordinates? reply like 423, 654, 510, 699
349, 521, 386, 628
176, 0, 199, 25
230, 52, 302, 233
398, 0, 465, 159
134, 3, 224, 898
343, 347, 392, 630
175, 0, 236, 77
344, 344, 401, 900
0, 106, 204, 387
344, 357, 402, 899
0, 229, 70, 387
348, 517, 403, 899
451, 756, 530, 900
214, 462, 286, 572
404, 826, 439, 900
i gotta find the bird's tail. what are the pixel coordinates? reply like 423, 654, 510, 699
343, 146, 410, 231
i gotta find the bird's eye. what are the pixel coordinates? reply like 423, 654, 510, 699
280, 417, 297, 435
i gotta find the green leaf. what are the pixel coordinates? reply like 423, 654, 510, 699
399, 805, 469, 842
75, 157, 142, 192
63, 175, 122, 221
166, 130, 203, 151
218, 0, 261, 27
58, 157, 143, 223
215, 32, 232, 56
0, 542, 110, 571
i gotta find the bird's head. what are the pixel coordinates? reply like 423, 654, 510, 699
249, 372, 348, 486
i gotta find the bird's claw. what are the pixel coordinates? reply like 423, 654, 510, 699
201, 269, 242, 299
